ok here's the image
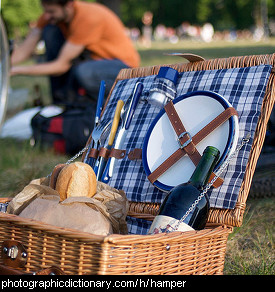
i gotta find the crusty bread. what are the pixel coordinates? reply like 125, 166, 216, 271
55, 162, 97, 201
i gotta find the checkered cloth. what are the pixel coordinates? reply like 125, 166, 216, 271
84, 64, 272, 234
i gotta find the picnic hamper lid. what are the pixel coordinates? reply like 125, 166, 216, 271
112, 53, 275, 228
82, 53, 274, 228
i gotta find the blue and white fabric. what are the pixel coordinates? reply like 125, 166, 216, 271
84, 64, 272, 234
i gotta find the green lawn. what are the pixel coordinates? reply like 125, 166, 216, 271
138, 38, 275, 66
1, 38, 274, 275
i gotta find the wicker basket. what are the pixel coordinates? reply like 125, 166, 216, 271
0, 209, 231, 275
0, 53, 274, 275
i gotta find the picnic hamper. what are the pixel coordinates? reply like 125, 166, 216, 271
0, 53, 274, 275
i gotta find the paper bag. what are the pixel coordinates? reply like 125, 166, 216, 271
7, 177, 129, 235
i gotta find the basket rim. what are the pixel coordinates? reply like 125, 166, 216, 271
115, 53, 275, 80
0, 205, 232, 243
0, 211, 106, 243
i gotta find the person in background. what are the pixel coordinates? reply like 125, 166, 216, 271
141, 11, 153, 48
10, 0, 140, 104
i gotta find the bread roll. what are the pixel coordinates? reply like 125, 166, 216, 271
50, 163, 66, 189
55, 162, 97, 201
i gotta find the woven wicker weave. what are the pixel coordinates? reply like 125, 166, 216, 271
0, 53, 274, 275
0, 209, 231, 275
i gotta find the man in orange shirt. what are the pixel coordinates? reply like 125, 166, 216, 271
11, 0, 140, 104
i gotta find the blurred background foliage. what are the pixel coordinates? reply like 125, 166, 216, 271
1, 0, 275, 39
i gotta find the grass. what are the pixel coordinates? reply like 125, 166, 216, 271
224, 197, 274, 275
137, 37, 275, 66
0, 138, 69, 196
1, 38, 274, 275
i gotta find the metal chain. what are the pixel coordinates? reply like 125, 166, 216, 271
64, 144, 90, 165
169, 132, 251, 232
46, 144, 90, 178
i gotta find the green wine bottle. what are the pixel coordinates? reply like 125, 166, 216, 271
148, 146, 220, 234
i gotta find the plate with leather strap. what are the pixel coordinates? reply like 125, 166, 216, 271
142, 90, 239, 192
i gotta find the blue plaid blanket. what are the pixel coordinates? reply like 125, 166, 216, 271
84, 64, 272, 234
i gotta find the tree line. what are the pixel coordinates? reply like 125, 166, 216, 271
1, 0, 275, 38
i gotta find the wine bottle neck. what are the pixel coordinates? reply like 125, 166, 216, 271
189, 146, 220, 190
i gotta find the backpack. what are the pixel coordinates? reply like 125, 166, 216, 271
31, 105, 95, 155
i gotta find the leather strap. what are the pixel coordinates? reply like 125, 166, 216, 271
88, 148, 99, 159
193, 107, 238, 146
98, 147, 110, 160
148, 101, 238, 188
128, 148, 143, 160
0, 264, 25, 275
89, 147, 126, 161
109, 148, 126, 159
165, 101, 202, 165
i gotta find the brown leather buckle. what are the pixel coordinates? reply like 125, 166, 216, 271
178, 131, 192, 149
1, 240, 28, 268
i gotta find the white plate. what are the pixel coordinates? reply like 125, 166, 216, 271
142, 91, 239, 191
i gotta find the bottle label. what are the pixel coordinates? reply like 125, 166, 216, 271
148, 215, 194, 234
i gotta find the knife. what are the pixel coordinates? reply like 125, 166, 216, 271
94, 99, 124, 180
101, 82, 143, 183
